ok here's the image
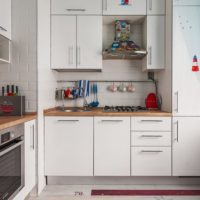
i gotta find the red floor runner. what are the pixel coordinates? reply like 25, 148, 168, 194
91, 190, 200, 196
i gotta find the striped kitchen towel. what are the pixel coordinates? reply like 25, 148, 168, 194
78, 80, 90, 97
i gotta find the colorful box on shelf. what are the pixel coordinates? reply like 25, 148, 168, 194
0, 96, 25, 116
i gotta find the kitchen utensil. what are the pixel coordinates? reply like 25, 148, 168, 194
145, 93, 158, 109
65, 88, 71, 98
2, 87, 4, 96
127, 83, 135, 92
107, 82, 117, 92
89, 83, 99, 107
118, 83, 127, 92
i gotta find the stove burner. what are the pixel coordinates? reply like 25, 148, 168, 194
103, 106, 148, 112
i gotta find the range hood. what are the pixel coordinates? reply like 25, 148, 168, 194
103, 20, 147, 60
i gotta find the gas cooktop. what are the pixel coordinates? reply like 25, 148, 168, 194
103, 106, 148, 113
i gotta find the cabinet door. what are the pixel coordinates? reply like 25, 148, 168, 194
173, 0, 200, 6
173, 117, 200, 176
77, 16, 102, 70
24, 120, 36, 193
51, 0, 102, 15
131, 147, 171, 176
147, 0, 165, 15
94, 117, 130, 176
0, 0, 11, 39
51, 16, 76, 69
103, 0, 146, 15
173, 7, 200, 116
145, 16, 165, 70
45, 117, 93, 176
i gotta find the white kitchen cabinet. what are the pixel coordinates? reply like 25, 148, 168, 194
173, 6, 200, 116
131, 131, 171, 147
13, 120, 36, 200
173, 117, 200, 176
173, 0, 200, 6
45, 117, 93, 176
51, 0, 102, 15
0, 0, 11, 39
131, 147, 171, 176
147, 0, 165, 15
131, 117, 171, 176
77, 16, 102, 70
94, 117, 130, 176
103, 0, 146, 15
51, 16, 76, 69
51, 16, 102, 70
24, 120, 36, 194
143, 16, 165, 70
131, 117, 171, 131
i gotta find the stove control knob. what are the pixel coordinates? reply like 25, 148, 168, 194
10, 133, 15, 139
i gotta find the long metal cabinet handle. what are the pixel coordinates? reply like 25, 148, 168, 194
140, 120, 163, 122
174, 120, 179, 142
149, 0, 153, 11
77, 46, 81, 65
71, 46, 73, 65
32, 124, 35, 150
174, 91, 179, 112
66, 9, 86, 12
141, 150, 163, 153
68, 47, 71, 65
148, 46, 152, 65
57, 120, 79, 122
0, 26, 7, 32
101, 120, 123, 122
141, 135, 163, 138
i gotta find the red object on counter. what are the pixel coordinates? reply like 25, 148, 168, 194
145, 93, 158, 109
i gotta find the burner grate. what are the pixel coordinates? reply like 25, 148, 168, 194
103, 106, 148, 113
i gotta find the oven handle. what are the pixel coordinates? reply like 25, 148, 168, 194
0, 140, 23, 157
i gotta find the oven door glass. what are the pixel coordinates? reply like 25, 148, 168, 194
0, 141, 23, 200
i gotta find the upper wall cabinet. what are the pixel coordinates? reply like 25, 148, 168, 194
143, 16, 165, 70
51, 0, 102, 15
147, 0, 165, 15
51, 16, 102, 70
0, 0, 11, 39
103, 0, 146, 15
173, 0, 200, 6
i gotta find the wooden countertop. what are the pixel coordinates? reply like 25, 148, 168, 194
0, 114, 37, 131
44, 108, 172, 117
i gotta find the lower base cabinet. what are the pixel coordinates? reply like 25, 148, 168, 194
45, 117, 93, 176
94, 117, 130, 176
13, 120, 36, 200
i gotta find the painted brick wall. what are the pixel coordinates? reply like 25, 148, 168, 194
0, 0, 37, 112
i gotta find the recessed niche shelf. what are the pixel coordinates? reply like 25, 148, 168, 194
103, 16, 147, 61
0, 35, 10, 64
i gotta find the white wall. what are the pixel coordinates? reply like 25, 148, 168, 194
57, 60, 155, 107
0, 0, 37, 112
37, 0, 57, 194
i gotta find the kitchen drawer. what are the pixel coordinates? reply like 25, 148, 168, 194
131, 132, 171, 147
131, 117, 171, 131
51, 0, 102, 15
131, 147, 171, 176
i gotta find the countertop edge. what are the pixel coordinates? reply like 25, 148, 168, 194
0, 114, 37, 131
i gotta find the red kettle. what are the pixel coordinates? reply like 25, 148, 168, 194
145, 93, 158, 109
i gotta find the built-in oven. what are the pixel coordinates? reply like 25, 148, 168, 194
0, 124, 24, 200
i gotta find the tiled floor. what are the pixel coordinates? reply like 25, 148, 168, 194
28, 185, 200, 200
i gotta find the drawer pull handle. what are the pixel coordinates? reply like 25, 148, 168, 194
101, 120, 123, 122
141, 135, 163, 138
57, 120, 79, 122
66, 9, 86, 12
140, 120, 163, 123
141, 150, 163, 153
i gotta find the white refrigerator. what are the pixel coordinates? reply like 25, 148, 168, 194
172, 0, 200, 176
